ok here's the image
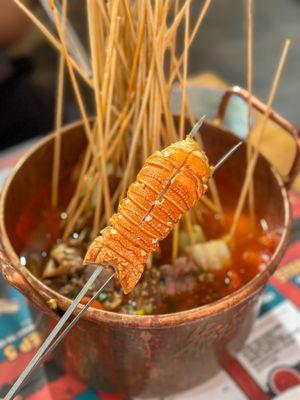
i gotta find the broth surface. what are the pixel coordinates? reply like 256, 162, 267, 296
17, 174, 278, 315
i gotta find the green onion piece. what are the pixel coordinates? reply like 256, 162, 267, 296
99, 292, 108, 302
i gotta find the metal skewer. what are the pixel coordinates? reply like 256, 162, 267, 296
40, 272, 115, 362
187, 115, 206, 139
186, 115, 243, 172
5, 272, 116, 398
4, 124, 243, 400
4, 266, 106, 400
213, 141, 243, 172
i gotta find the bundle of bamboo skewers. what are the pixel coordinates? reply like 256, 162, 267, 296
48, 0, 219, 255
13, 0, 291, 275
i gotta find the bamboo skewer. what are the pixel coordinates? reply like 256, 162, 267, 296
96, 0, 130, 74
100, 0, 120, 114
184, 213, 196, 246
169, 0, 212, 86
167, 1, 224, 224
229, 39, 291, 241
63, 172, 99, 241
146, 1, 176, 141
103, 3, 147, 165
87, 0, 113, 225
167, 0, 180, 104
119, 0, 169, 199
13, 0, 92, 87
51, 0, 67, 208
177, 5, 196, 247
51, 5, 98, 168
51, 53, 65, 208
104, 44, 118, 140
165, 0, 192, 44
173, 64, 225, 222
64, 0, 216, 234
246, 0, 255, 226
119, 58, 155, 200
121, 0, 136, 40
179, 5, 190, 140
64, 148, 93, 221
17, 0, 226, 260
40, 0, 92, 78
172, 224, 180, 263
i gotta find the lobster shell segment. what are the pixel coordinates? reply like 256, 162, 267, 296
84, 137, 211, 294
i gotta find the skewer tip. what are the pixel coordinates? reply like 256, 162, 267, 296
187, 115, 206, 139
213, 141, 243, 172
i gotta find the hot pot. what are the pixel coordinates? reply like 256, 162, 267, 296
0, 88, 299, 397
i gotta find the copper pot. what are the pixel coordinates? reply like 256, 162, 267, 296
0, 88, 299, 397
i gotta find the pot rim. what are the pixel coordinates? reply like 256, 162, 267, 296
0, 119, 291, 329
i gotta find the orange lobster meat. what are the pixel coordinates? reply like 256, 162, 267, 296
84, 137, 212, 294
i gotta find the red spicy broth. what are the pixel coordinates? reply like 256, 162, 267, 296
16, 173, 279, 315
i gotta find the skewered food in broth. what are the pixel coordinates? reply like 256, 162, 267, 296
187, 239, 231, 271
179, 224, 206, 250
84, 136, 211, 294
21, 171, 278, 314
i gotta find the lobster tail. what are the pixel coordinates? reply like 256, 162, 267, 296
84, 137, 211, 294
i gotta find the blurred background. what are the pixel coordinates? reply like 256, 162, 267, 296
0, 0, 299, 151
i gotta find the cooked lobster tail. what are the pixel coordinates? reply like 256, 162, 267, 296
84, 137, 211, 294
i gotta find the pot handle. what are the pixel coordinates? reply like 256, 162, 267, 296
217, 86, 300, 188
0, 243, 56, 318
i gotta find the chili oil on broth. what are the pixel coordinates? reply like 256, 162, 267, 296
17, 173, 278, 315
